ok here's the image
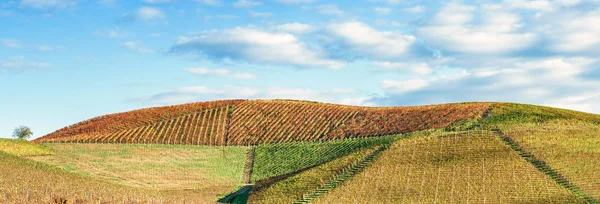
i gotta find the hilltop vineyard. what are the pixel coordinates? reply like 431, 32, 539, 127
34, 100, 492, 145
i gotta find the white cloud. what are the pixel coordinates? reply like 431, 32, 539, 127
0, 56, 51, 72
133, 86, 361, 105
372, 61, 433, 75
341, 97, 377, 106
326, 21, 415, 60
316, 4, 344, 16
274, 0, 315, 4
19, 0, 77, 9
186, 67, 256, 79
405, 5, 425, 13
122, 41, 153, 53
170, 27, 346, 68
374, 7, 391, 15
194, 0, 221, 6
1, 39, 21, 48
369, 56, 600, 114
93, 28, 134, 38
381, 79, 430, 94
136, 7, 165, 21
416, 3, 537, 54
273, 23, 314, 34
38, 45, 61, 51
233, 0, 261, 7
249, 10, 271, 17
543, 11, 600, 53
141, 0, 171, 4
504, 0, 554, 12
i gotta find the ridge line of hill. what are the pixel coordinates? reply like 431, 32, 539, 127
34, 100, 493, 145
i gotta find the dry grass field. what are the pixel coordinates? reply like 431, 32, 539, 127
314, 131, 583, 203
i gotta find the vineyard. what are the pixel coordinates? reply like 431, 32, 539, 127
4, 102, 600, 203
313, 131, 584, 203
34, 100, 492, 145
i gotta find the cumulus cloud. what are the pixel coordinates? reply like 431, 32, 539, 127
326, 21, 415, 60
135, 7, 165, 20
316, 4, 344, 16
122, 41, 153, 53
405, 6, 425, 13
0, 56, 51, 72
272, 23, 314, 34
542, 10, 600, 53
186, 67, 256, 79
169, 27, 345, 68
131, 86, 361, 105
233, 0, 261, 7
368, 57, 600, 113
416, 3, 537, 54
120, 7, 166, 23
19, 0, 78, 9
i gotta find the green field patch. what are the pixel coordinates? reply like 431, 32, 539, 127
251, 134, 402, 182
248, 146, 380, 203
0, 138, 53, 156
32, 143, 248, 192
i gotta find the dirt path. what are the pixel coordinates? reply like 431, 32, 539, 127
244, 148, 255, 184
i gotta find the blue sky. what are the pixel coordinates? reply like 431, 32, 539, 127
1, 0, 600, 139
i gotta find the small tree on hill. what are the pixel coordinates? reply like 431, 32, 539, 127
13, 126, 33, 140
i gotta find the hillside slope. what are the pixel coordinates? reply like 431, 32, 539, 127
34, 100, 491, 145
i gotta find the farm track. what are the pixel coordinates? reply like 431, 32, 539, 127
294, 146, 388, 204
244, 148, 256, 184
492, 128, 598, 204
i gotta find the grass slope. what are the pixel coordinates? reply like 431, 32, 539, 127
0, 151, 194, 203
483, 103, 600, 201
314, 131, 583, 203
251, 134, 400, 182
29, 143, 248, 200
0, 138, 53, 156
248, 146, 381, 203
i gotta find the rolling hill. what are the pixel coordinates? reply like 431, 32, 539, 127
3, 100, 599, 203
34, 99, 492, 145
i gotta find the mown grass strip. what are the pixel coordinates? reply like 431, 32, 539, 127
492, 128, 598, 203
294, 146, 388, 204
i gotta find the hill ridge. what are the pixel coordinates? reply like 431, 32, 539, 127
34, 99, 492, 145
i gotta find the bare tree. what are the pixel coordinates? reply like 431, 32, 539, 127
13, 126, 33, 140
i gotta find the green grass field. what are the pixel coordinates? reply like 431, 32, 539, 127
249, 146, 380, 203
251, 134, 400, 182
314, 131, 583, 203
0, 138, 53, 156
29, 143, 249, 201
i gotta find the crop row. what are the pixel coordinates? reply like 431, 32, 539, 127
34, 99, 243, 143
314, 131, 583, 203
36, 100, 492, 146
228, 100, 491, 145
42, 105, 230, 145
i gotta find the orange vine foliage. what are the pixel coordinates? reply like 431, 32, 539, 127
34, 100, 491, 145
